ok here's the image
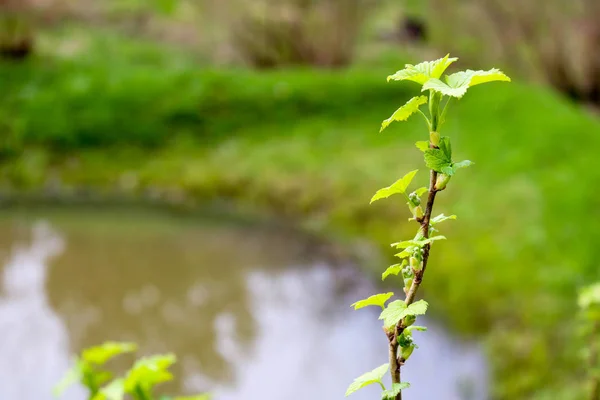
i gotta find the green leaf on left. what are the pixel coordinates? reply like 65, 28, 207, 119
415, 141, 429, 152
371, 170, 418, 203
380, 96, 428, 132
345, 363, 389, 397
382, 264, 403, 281
394, 249, 412, 259
352, 293, 394, 310
422, 69, 511, 98
82, 342, 137, 366
382, 383, 410, 400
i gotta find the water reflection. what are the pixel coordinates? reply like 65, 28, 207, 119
0, 222, 86, 400
0, 209, 488, 399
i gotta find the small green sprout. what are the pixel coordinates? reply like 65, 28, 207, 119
54, 341, 210, 400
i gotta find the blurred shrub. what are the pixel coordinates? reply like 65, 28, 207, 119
427, 0, 600, 104
0, 12, 34, 60
0, 58, 408, 151
229, 0, 371, 68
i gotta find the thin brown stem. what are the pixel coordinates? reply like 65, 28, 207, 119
387, 167, 440, 400
405, 169, 438, 304
387, 329, 401, 399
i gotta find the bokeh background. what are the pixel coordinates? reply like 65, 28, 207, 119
0, 0, 599, 399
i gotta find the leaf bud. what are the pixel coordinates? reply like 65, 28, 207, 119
408, 192, 421, 206
409, 204, 424, 219
403, 277, 413, 295
404, 315, 416, 327
401, 344, 415, 361
410, 256, 422, 272
435, 173, 451, 191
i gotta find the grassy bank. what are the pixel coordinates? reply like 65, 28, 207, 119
2, 53, 600, 398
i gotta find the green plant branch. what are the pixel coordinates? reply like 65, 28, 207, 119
406, 169, 438, 304
387, 115, 441, 400
346, 55, 510, 400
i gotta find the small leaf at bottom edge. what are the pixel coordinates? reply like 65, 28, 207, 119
382, 382, 411, 399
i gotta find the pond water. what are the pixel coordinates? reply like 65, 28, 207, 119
0, 207, 489, 400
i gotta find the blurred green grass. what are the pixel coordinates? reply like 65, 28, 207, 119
1, 28, 599, 398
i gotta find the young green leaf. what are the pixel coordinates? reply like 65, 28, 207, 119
424, 137, 452, 172
82, 342, 137, 366
379, 300, 408, 328
426, 235, 447, 244
394, 249, 412, 259
382, 265, 403, 281
421, 78, 464, 98
381, 383, 410, 400
371, 170, 418, 203
379, 300, 429, 328
380, 96, 428, 132
430, 214, 457, 225
453, 160, 473, 170
413, 187, 428, 197
391, 240, 417, 249
440, 159, 473, 176
345, 363, 389, 397
415, 141, 429, 152
405, 326, 428, 334
124, 354, 177, 394
92, 379, 125, 400
392, 236, 446, 249
352, 293, 394, 310
438, 136, 452, 159
422, 69, 511, 98
424, 149, 451, 172
448, 69, 511, 88
405, 300, 429, 317
387, 54, 458, 84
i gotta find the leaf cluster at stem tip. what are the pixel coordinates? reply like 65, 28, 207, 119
380, 54, 510, 133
